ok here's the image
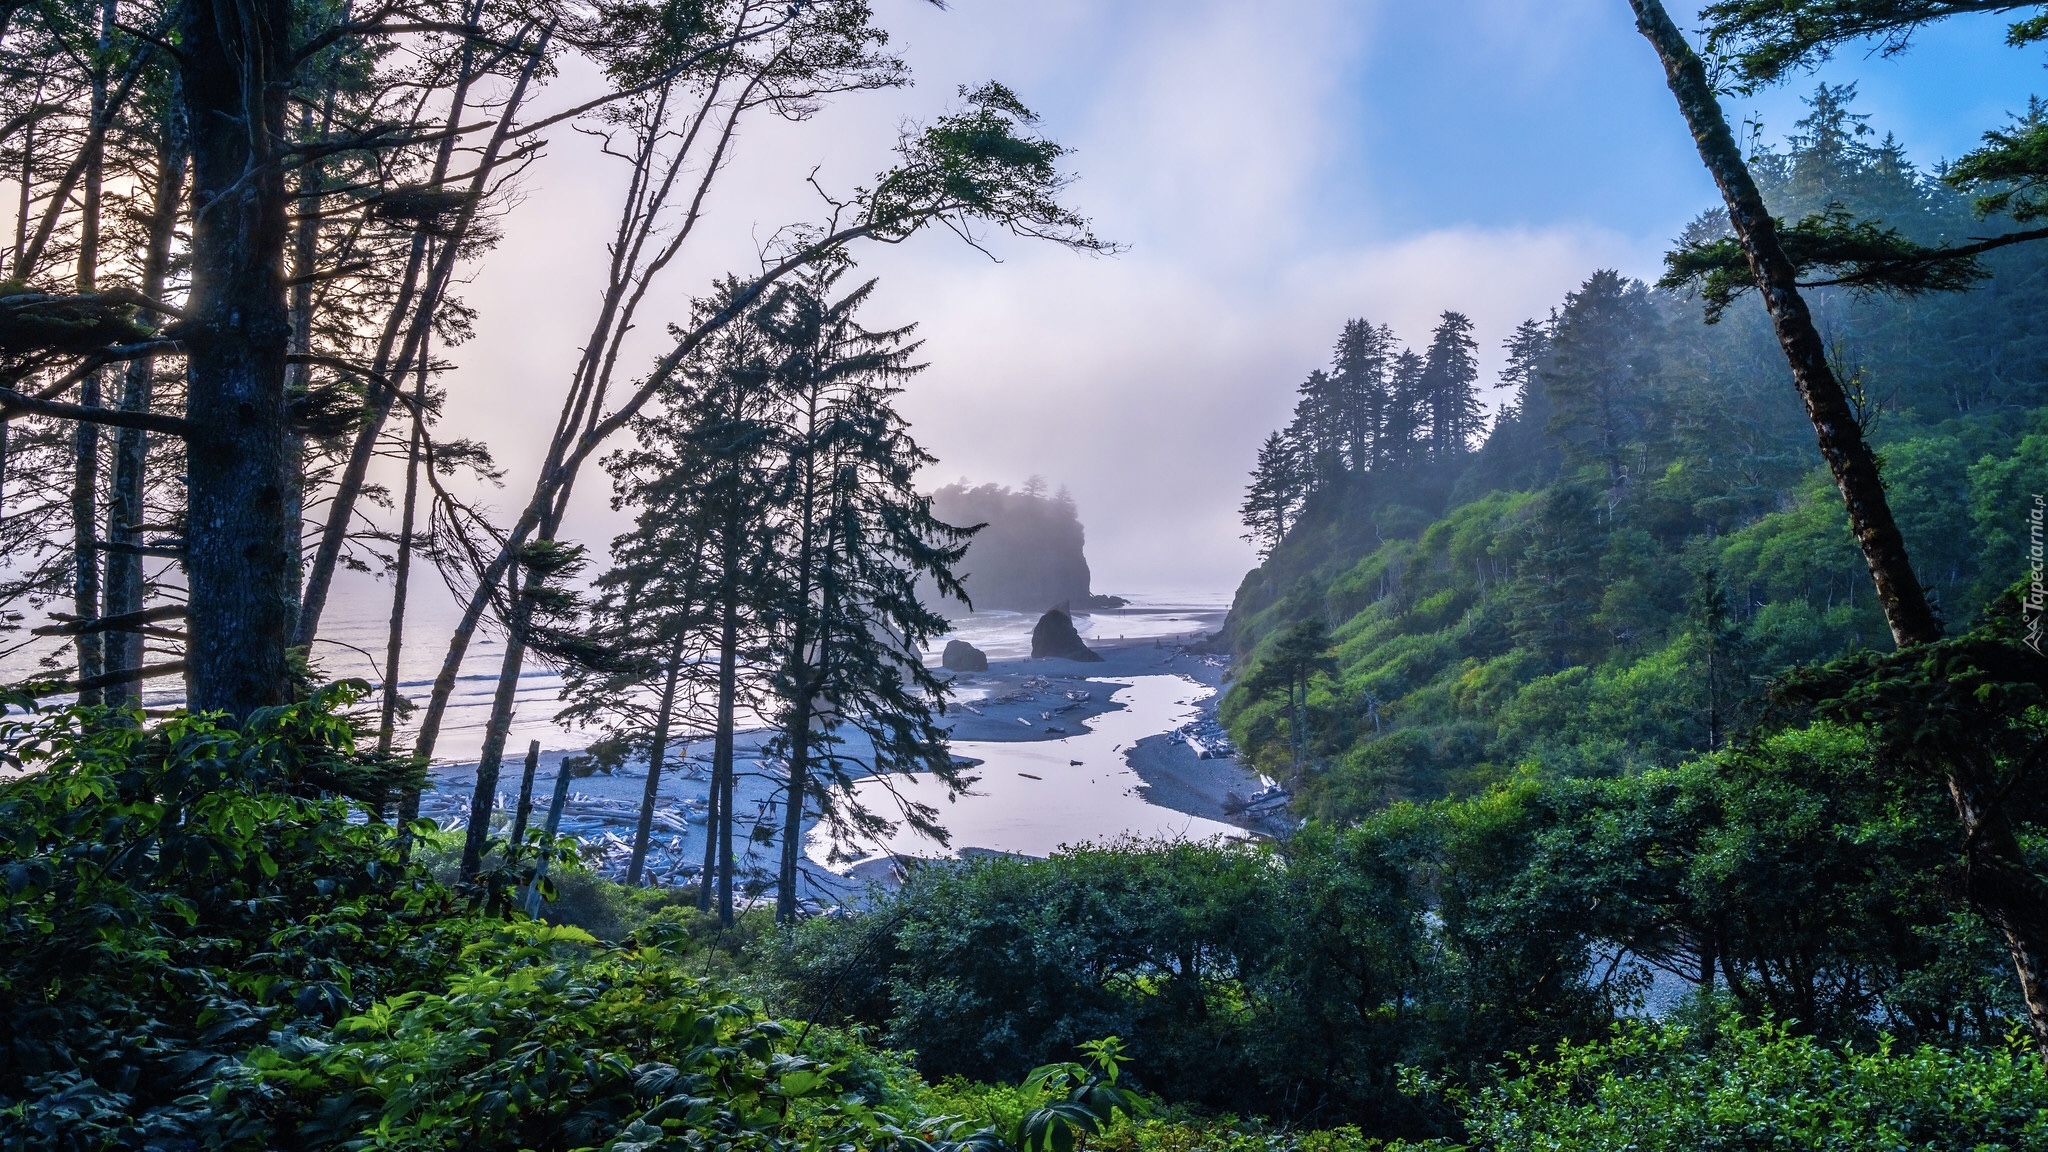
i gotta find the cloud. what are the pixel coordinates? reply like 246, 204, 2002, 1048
417, 0, 1686, 608
864, 221, 1647, 592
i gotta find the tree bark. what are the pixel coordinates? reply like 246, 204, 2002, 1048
293, 11, 540, 646
71, 0, 114, 704
72, 372, 101, 704
1630, 0, 2048, 1058
777, 694, 813, 922
380, 352, 429, 760
178, 0, 297, 718
105, 107, 187, 710
459, 563, 531, 882
510, 738, 540, 848
629, 632, 686, 886
709, 539, 741, 926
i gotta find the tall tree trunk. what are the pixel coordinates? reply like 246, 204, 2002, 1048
11, 96, 29, 268
105, 104, 187, 709
698, 734, 722, 911
1630, 0, 2048, 1059
71, 0, 113, 703
178, 0, 297, 718
294, 11, 539, 647
382, 353, 428, 761
708, 546, 741, 925
629, 632, 686, 886
72, 374, 101, 702
459, 564, 531, 882
777, 694, 812, 922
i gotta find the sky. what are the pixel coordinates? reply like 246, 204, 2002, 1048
416, 0, 2048, 606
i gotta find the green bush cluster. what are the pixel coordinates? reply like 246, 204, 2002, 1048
1439, 1018, 2048, 1152
773, 713, 2029, 1135
0, 700, 1151, 1151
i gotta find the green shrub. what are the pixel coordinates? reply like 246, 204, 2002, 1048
0, 693, 472, 1145
0, 698, 1153, 1152
1446, 1018, 2048, 1151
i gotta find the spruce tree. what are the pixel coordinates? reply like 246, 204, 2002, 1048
1541, 270, 1662, 492
1382, 348, 1427, 467
1331, 319, 1396, 472
557, 432, 723, 887
1241, 431, 1307, 555
753, 265, 974, 923
606, 290, 783, 924
1419, 311, 1482, 458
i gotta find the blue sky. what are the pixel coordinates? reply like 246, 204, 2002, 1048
431, 1, 2048, 600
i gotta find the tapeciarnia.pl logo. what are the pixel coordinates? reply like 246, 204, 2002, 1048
2028, 493, 2045, 656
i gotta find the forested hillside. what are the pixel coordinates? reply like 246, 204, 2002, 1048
1223, 88, 2048, 819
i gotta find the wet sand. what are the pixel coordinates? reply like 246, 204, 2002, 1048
417, 607, 1275, 906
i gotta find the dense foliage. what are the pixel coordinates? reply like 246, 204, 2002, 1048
1224, 88, 2048, 814
773, 677, 2035, 1132
0, 700, 1154, 1150
1439, 1017, 2048, 1152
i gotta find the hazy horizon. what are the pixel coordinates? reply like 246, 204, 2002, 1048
349, 1, 2041, 605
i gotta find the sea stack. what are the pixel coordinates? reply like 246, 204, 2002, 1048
942, 639, 990, 672
1031, 607, 1104, 662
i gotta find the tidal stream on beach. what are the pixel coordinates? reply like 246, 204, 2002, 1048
815, 674, 1246, 868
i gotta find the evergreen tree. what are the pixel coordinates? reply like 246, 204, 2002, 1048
1382, 348, 1427, 467
1243, 617, 1335, 780
1494, 316, 1555, 428
1288, 368, 1348, 488
1241, 431, 1307, 556
1332, 319, 1397, 471
602, 288, 785, 924
558, 424, 724, 887
1542, 270, 1663, 492
753, 265, 975, 923
1420, 310, 1482, 458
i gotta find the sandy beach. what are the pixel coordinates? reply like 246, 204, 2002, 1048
415, 598, 1277, 908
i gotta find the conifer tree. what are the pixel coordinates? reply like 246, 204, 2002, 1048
1331, 319, 1396, 471
1244, 617, 1335, 780
1494, 316, 1555, 428
1419, 311, 1482, 458
1382, 348, 1427, 467
754, 265, 974, 922
1542, 270, 1662, 492
557, 433, 723, 887
1240, 431, 1307, 555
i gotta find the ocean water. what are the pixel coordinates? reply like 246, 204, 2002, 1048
305, 581, 1233, 766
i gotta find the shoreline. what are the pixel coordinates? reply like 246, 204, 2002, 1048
416, 612, 1274, 906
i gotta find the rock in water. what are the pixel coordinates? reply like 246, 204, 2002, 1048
1031, 608, 1104, 662
942, 639, 989, 672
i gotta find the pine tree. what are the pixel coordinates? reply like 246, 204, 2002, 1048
1382, 348, 1427, 467
1288, 368, 1347, 488
1542, 270, 1662, 492
601, 290, 785, 924
1240, 431, 1306, 555
557, 425, 723, 887
1494, 316, 1555, 428
752, 265, 975, 923
1243, 617, 1335, 780
1331, 319, 1396, 471
1419, 311, 1482, 458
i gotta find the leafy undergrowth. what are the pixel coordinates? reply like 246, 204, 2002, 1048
4, 696, 2045, 1149
1437, 1018, 2048, 1152
0, 696, 1149, 1151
